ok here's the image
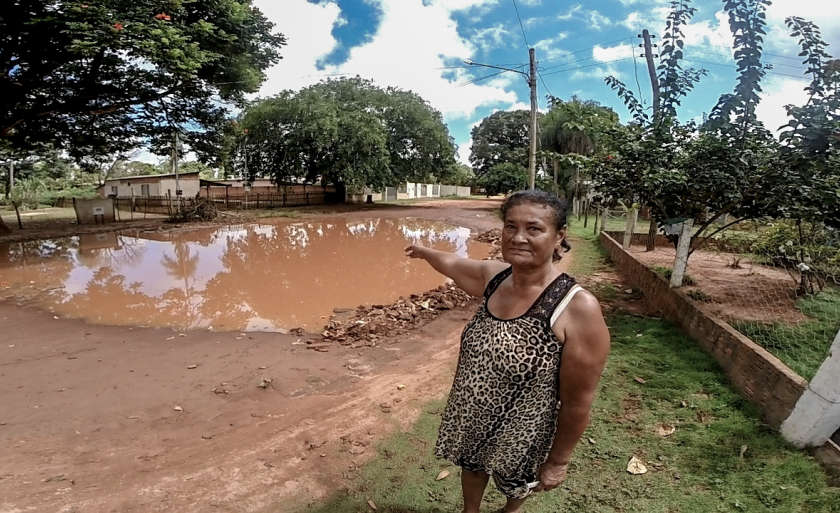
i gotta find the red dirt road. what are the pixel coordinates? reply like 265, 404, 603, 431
3, 200, 567, 513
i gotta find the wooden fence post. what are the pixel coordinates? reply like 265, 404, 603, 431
670, 219, 694, 288
600, 207, 608, 235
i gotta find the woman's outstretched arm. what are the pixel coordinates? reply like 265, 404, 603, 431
405, 245, 507, 297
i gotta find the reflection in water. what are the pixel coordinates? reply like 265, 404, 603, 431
0, 218, 490, 332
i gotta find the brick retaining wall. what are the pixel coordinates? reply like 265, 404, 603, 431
600, 232, 807, 428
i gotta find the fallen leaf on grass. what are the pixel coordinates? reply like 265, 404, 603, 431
626, 456, 648, 475
634, 377, 646, 384
367, 499, 377, 510
587, 437, 597, 444
656, 424, 676, 437
436, 469, 450, 481
739, 445, 748, 459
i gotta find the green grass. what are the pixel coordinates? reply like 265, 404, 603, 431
651, 265, 697, 286
299, 313, 839, 513
296, 216, 839, 513
734, 288, 840, 380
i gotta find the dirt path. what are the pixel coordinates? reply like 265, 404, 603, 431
0, 199, 575, 513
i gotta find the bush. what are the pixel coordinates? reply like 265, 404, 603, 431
477, 162, 528, 196
750, 220, 840, 283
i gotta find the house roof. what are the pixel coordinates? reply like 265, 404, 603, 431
103, 171, 200, 182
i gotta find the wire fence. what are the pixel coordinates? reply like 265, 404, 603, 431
599, 209, 840, 381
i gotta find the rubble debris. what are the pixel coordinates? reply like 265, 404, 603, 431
319, 282, 473, 346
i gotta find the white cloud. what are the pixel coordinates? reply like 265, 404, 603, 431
570, 65, 623, 81
457, 139, 472, 165
256, 0, 519, 121
256, 0, 342, 93
588, 10, 613, 31
472, 23, 514, 52
764, 0, 840, 56
682, 11, 734, 59
593, 43, 633, 62
534, 34, 571, 60
557, 4, 582, 21
756, 75, 809, 134
518, 0, 542, 6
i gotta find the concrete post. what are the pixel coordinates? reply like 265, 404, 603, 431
670, 219, 694, 288
781, 330, 840, 447
622, 206, 638, 248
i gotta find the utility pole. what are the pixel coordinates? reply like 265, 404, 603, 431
640, 29, 660, 251
641, 29, 660, 122
527, 48, 537, 190
172, 131, 180, 195
465, 48, 538, 190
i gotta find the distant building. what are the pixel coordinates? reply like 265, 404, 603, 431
98, 172, 201, 198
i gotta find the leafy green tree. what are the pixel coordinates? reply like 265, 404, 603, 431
1, 0, 285, 162
469, 110, 532, 177
440, 162, 475, 187
477, 162, 528, 196
540, 96, 619, 199
776, 18, 840, 229
598, 0, 785, 260
233, 78, 455, 190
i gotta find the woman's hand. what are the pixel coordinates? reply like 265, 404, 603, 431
404, 244, 427, 259
534, 461, 568, 492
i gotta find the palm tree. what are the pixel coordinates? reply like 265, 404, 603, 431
540, 96, 619, 211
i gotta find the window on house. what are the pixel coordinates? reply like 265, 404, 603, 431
110, 186, 118, 196
140, 184, 150, 197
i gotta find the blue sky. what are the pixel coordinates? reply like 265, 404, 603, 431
253, 0, 840, 165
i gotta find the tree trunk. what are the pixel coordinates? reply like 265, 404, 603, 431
670, 219, 694, 288
552, 159, 559, 197
646, 210, 657, 251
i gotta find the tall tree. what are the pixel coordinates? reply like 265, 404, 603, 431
1, 0, 285, 162
469, 110, 532, 177
233, 78, 456, 190
540, 96, 619, 200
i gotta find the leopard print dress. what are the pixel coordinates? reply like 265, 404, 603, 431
435, 266, 577, 499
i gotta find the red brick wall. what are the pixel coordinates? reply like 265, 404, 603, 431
599, 232, 807, 428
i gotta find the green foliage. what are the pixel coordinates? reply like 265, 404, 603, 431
469, 110, 531, 176
301, 311, 840, 512
9, 177, 46, 209
477, 162, 528, 196
750, 220, 840, 280
232, 77, 455, 190
1, 1, 285, 163
440, 163, 475, 187
540, 96, 619, 199
774, 18, 840, 228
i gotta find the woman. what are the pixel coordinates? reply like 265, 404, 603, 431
405, 190, 610, 513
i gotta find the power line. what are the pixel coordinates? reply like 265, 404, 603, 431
537, 70, 555, 99
457, 69, 510, 87
537, 35, 637, 66
539, 58, 632, 77
631, 36, 646, 106
685, 58, 809, 80
511, 0, 530, 49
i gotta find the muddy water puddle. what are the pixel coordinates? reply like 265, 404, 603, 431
0, 218, 490, 332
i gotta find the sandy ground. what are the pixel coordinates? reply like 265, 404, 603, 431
1, 199, 578, 513
627, 244, 807, 324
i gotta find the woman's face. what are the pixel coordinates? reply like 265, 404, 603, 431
501, 202, 563, 268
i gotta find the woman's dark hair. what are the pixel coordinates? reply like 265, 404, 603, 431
500, 190, 570, 232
